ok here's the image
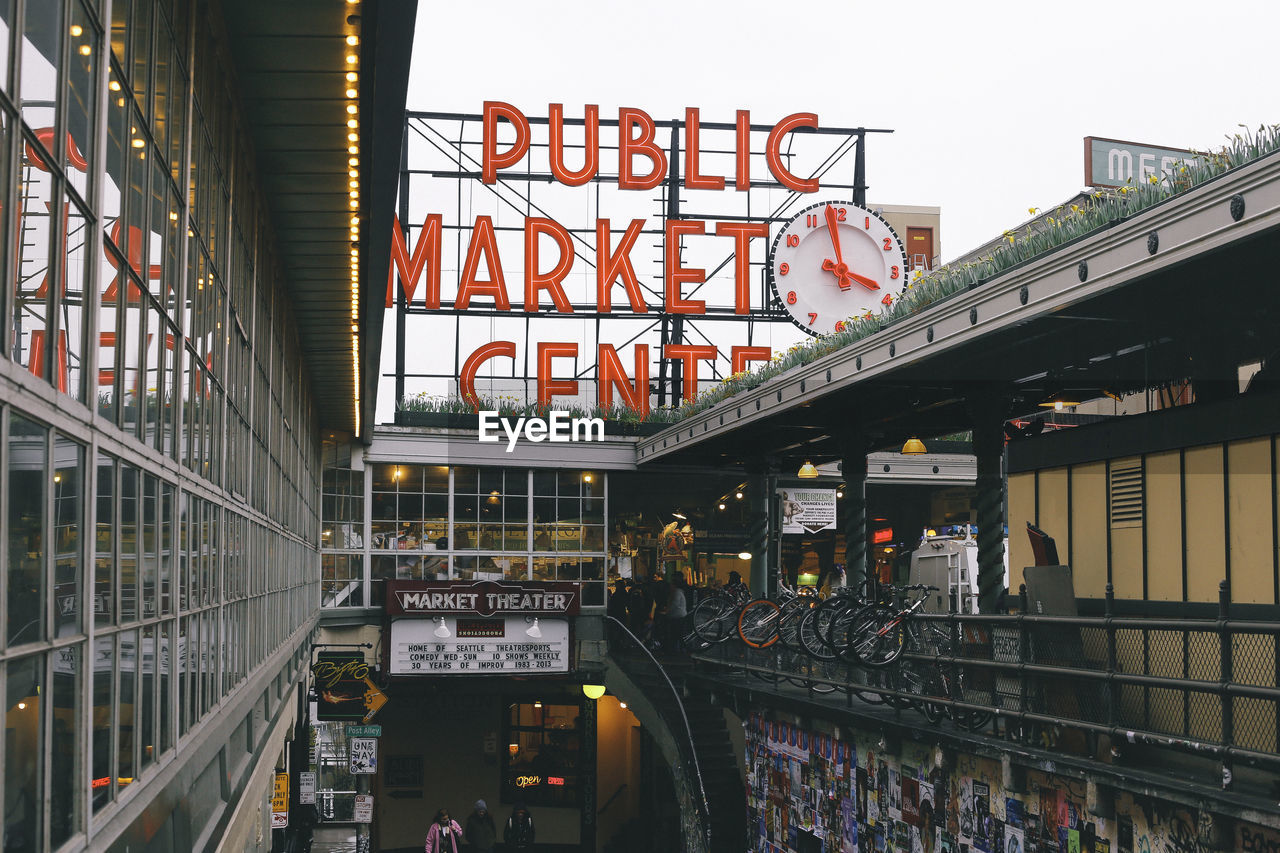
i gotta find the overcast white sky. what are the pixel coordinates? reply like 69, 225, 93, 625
407, 0, 1277, 258
383, 0, 1278, 420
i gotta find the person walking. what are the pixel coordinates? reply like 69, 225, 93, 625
666, 572, 689, 651
424, 808, 463, 853
464, 800, 496, 853
503, 801, 536, 850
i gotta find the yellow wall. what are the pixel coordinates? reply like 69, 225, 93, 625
1011, 437, 1278, 605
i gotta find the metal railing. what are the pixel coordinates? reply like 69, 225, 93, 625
691, 582, 1280, 782
604, 616, 713, 852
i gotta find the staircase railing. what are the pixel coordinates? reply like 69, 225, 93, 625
604, 616, 713, 852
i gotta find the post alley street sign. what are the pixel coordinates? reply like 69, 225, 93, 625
385, 579, 581, 618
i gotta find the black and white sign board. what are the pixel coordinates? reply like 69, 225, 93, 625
349, 738, 378, 774
299, 771, 316, 805
777, 488, 837, 534
390, 617, 569, 675
354, 794, 374, 823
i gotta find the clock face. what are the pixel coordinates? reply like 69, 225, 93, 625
768, 201, 909, 336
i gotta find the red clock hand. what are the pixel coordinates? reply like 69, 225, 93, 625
822, 205, 851, 290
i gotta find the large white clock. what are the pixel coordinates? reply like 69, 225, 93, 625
768, 201, 909, 336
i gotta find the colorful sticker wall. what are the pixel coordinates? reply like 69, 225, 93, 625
743, 711, 1280, 853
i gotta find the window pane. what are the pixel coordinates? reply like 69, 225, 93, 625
53, 433, 83, 636
12, 156, 52, 387
8, 413, 47, 645
66, 1, 97, 200
140, 625, 155, 768
120, 465, 138, 620
65, 202, 91, 401
20, 0, 62, 127
422, 465, 448, 493
51, 643, 81, 845
92, 634, 114, 811
118, 629, 137, 786
5, 654, 44, 852
159, 620, 171, 752
94, 452, 115, 625
453, 466, 477, 494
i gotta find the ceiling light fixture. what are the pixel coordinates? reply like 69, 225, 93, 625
797, 460, 818, 479
901, 437, 927, 455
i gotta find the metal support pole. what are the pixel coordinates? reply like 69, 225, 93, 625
1218, 580, 1234, 790
1105, 583, 1119, 731
853, 129, 867, 207
839, 432, 871, 597
747, 465, 771, 597
968, 392, 1009, 613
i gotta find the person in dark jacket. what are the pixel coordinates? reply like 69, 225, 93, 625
464, 799, 496, 853
503, 801, 535, 850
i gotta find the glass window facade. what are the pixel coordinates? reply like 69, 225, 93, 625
0, 0, 321, 846
321, 457, 608, 607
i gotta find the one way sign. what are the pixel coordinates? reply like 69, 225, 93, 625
349, 737, 378, 774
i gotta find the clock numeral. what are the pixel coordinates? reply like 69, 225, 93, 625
890, 265, 899, 280
805, 214, 818, 228
808, 313, 818, 325
865, 216, 870, 230
881, 293, 894, 306
786, 291, 797, 305
786, 234, 799, 247
835, 320, 847, 332
836, 207, 847, 221
883, 237, 893, 251
779, 262, 790, 275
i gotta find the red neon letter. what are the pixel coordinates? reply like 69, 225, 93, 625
683, 108, 724, 191
617, 107, 667, 190
103, 220, 158, 303
766, 112, 820, 192
665, 220, 707, 315
524, 217, 575, 314
598, 344, 649, 417
460, 341, 516, 411
736, 110, 751, 191
456, 216, 511, 311
385, 213, 442, 308
663, 344, 718, 403
549, 103, 599, 186
537, 342, 579, 409
596, 219, 648, 313
716, 221, 769, 314
731, 346, 772, 375
26, 330, 69, 393
482, 101, 531, 184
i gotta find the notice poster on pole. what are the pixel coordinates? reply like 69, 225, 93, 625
353, 794, 374, 823
777, 488, 837, 534
271, 771, 289, 828
298, 771, 316, 805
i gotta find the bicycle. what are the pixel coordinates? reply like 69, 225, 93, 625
832, 584, 939, 667
690, 582, 752, 644
736, 581, 808, 649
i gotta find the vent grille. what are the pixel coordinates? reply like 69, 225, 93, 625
1109, 460, 1144, 527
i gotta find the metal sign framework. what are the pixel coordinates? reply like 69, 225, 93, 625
392, 110, 891, 409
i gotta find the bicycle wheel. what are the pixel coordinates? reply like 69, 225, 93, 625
737, 598, 782, 648
691, 595, 737, 643
832, 604, 885, 666
777, 599, 815, 653
847, 606, 905, 667
798, 597, 848, 661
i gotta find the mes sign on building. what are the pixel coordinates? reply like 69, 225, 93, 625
1084, 136, 1202, 188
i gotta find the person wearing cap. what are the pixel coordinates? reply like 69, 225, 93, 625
465, 799, 496, 853
503, 801, 536, 850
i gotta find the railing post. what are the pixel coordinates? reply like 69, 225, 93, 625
1105, 583, 1118, 730
1018, 584, 1030, 745
1218, 580, 1234, 790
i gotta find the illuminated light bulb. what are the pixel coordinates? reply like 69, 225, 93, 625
116, 98, 125, 107
346, 88, 357, 98
346, 35, 359, 46
348, 145, 358, 154
109, 80, 121, 91
347, 118, 358, 128
349, 169, 358, 178
348, 158, 359, 167
131, 138, 144, 148
349, 200, 358, 208
169, 211, 178, 220
79, 45, 92, 56
346, 71, 358, 82
17, 702, 25, 710
346, 104, 357, 115
346, 54, 357, 64
70, 25, 83, 36
350, 216, 360, 225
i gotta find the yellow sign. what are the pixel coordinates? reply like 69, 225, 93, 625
515, 775, 541, 788
362, 677, 388, 723
271, 772, 289, 828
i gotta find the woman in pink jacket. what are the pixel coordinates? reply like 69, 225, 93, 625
424, 808, 463, 853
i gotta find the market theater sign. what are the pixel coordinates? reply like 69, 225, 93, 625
385, 580, 581, 617
386, 581, 579, 676
388, 102, 829, 413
